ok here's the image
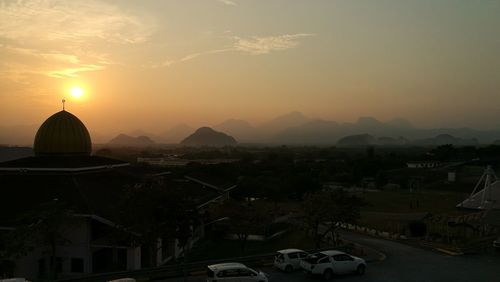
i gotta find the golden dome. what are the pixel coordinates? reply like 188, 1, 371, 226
33, 110, 92, 156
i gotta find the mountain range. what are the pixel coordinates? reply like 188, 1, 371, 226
3, 111, 500, 146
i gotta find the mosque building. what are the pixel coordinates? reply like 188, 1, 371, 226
0, 107, 235, 280
0, 107, 142, 279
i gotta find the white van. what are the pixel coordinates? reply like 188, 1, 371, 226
273, 249, 308, 272
206, 262, 268, 282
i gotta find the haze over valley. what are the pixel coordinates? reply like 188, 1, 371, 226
3, 111, 500, 147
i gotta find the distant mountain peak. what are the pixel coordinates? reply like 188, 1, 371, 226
108, 133, 155, 147
181, 127, 237, 147
262, 111, 309, 129
215, 118, 254, 128
387, 118, 414, 128
356, 116, 382, 125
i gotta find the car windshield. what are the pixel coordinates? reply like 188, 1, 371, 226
304, 252, 328, 264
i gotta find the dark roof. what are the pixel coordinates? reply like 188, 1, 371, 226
163, 178, 222, 208
0, 155, 128, 172
0, 167, 140, 225
184, 171, 238, 190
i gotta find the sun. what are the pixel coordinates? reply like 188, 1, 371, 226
70, 86, 84, 99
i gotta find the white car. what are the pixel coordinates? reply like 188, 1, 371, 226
300, 250, 366, 280
274, 248, 308, 272
206, 262, 268, 282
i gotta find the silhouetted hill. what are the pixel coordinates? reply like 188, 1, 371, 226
494, 140, 500, 146
214, 119, 257, 142
413, 134, 478, 146
273, 119, 340, 144
377, 136, 410, 146
0, 124, 38, 146
272, 115, 500, 145
158, 123, 194, 143
259, 111, 309, 135
386, 118, 414, 129
0, 146, 34, 162
180, 127, 237, 147
108, 134, 155, 147
337, 134, 377, 147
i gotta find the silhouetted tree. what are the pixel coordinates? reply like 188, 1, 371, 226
5, 200, 76, 280
119, 185, 196, 266
303, 190, 364, 248
212, 200, 265, 253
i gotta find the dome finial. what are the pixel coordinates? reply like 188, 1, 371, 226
62, 99, 66, 111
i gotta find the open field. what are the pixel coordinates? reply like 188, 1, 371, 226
362, 190, 469, 214
187, 230, 320, 262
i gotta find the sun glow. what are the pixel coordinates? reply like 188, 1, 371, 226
70, 86, 84, 99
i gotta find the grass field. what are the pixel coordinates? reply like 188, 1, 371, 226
188, 189, 471, 261
362, 189, 469, 214
187, 230, 326, 262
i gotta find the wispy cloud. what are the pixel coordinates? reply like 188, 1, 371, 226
234, 34, 315, 55
0, 0, 153, 44
153, 33, 314, 67
0, 0, 154, 79
47, 65, 105, 79
217, 0, 237, 6
179, 48, 232, 62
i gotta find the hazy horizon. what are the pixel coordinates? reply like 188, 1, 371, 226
1, 0, 500, 139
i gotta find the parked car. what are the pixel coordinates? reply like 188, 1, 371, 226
494, 237, 500, 251
274, 248, 309, 272
207, 262, 268, 282
300, 250, 366, 280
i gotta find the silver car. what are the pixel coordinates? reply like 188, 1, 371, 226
207, 262, 268, 282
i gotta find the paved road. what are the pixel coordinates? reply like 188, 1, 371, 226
162, 231, 500, 282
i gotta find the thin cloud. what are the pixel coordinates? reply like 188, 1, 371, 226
0, 0, 154, 79
234, 33, 315, 55
217, 0, 237, 6
0, 0, 153, 44
153, 33, 314, 67
47, 65, 105, 79
179, 48, 232, 62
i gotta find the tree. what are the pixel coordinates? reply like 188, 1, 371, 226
303, 190, 364, 248
4, 200, 76, 280
212, 200, 265, 253
118, 184, 196, 266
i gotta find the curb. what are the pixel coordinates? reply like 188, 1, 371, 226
342, 239, 387, 263
434, 248, 463, 256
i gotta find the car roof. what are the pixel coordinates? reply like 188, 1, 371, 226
207, 262, 246, 271
277, 248, 305, 254
319, 250, 346, 256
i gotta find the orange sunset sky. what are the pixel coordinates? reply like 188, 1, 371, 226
1, 0, 499, 141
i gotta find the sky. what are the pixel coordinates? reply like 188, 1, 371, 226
1, 0, 500, 139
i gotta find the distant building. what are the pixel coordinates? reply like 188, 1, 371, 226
137, 156, 239, 167
406, 161, 441, 169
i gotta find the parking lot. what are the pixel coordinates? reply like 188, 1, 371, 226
162, 231, 500, 282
